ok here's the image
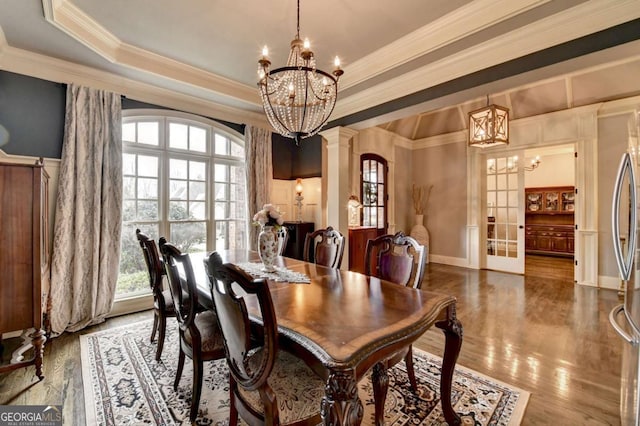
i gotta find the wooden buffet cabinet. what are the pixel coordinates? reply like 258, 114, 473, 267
525, 186, 574, 257
0, 160, 49, 380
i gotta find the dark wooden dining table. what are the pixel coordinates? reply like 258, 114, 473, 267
189, 250, 463, 426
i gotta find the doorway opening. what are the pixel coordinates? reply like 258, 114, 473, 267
522, 144, 576, 281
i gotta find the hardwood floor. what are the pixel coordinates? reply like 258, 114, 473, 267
417, 257, 622, 425
0, 258, 623, 425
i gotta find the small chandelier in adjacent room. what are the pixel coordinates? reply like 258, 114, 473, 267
257, 0, 343, 145
468, 96, 509, 148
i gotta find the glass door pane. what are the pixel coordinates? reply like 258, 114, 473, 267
486, 153, 525, 274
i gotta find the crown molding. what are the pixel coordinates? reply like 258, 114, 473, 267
42, 0, 260, 107
0, 43, 268, 128
341, 0, 549, 89
333, 0, 640, 120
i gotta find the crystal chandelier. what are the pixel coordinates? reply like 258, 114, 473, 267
468, 96, 509, 148
257, 0, 343, 145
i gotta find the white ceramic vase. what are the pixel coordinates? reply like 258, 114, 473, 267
258, 225, 278, 272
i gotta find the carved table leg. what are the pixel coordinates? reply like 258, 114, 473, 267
436, 304, 463, 426
321, 370, 363, 425
31, 328, 46, 380
372, 362, 388, 426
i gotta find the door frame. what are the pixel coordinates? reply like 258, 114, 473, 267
466, 104, 600, 286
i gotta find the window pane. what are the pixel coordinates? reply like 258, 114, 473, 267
138, 122, 159, 145
190, 182, 206, 201
169, 201, 188, 219
123, 153, 136, 175
231, 141, 244, 158
170, 159, 188, 179
215, 164, 229, 181
170, 222, 206, 253
378, 163, 384, 183
377, 207, 384, 228
138, 156, 158, 177
190, 126, 206, 152
138, 201, 158, 220
215, 201, 227, 219
190, 201, 206, 220
216, 221, 228, 250
123, 177, 136, 199
170, 180, 188, 200
230, 184, 243, 202
215, 134, 228, 155
215, 183, 228, 200
230, 165, 243, 183
229, 220, 245, 249
169, 123, 188, 149
122, 200, 136, 221
116, 222, 156, 298
137, 178, 158, 199
190, 161, 206, 181
122, 123, 136, 142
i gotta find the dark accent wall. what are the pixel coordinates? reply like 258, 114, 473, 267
0, 70, 322, 178
0, 71, 66, 159
271, 133, 322, 180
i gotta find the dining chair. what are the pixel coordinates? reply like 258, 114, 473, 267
276, 225, 288, 256
136, 229, 175, 361
364, 231, 427, 394
302, 226, 345, 268
203, 251, 324, 426
158, 239, 226, 423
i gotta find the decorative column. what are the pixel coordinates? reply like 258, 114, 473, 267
321, 127, 358, 269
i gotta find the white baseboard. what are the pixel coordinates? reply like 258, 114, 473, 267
599, 275, 623, 291
108, 294, 154, 318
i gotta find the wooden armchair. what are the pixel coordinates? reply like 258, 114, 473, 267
302, 226, 345, 268
136, 229, 174, 361
276, 225, 288, 256
159, 240, 226, 423
203, 252, 324, 426
364, 232, 427, 396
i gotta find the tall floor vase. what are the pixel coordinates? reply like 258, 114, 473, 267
410, 214, 430, 264
258, 225, 278, 272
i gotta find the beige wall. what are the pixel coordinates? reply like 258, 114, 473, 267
524, 152, 575, 187
412, 142, 467, 258
394, 145, 413, 234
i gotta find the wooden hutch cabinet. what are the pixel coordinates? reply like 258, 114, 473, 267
525, 186, 574, 257
349, 227, 379, 273
0, 160, 49, 380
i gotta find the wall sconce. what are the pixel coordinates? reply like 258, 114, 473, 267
295, 178, 304, 222
347, 195, 362, 227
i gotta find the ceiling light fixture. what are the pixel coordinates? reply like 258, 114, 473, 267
468, 95, 509, 148
257, 0, 343, 145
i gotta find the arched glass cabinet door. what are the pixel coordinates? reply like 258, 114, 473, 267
361, 153, 387, 234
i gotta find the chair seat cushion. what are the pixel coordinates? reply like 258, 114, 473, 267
154, 289, 175, 313
239, 350, 324, 424
183, 310, 225, 354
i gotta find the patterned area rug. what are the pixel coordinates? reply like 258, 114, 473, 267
80, 319, 529, 425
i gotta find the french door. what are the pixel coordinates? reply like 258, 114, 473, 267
485, 152, 525, 274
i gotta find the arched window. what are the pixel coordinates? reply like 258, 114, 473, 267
361, 154, 387, 231
118, 110, 246, 299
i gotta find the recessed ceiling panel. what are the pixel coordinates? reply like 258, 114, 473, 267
572, 60, 640, 107
414, 108, 464, 139
510, 79, 567, 119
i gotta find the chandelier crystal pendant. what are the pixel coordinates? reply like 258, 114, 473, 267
468, 96, 509, 148
258, 0, 343, 145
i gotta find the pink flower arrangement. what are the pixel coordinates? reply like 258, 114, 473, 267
253, 204, 284, 228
